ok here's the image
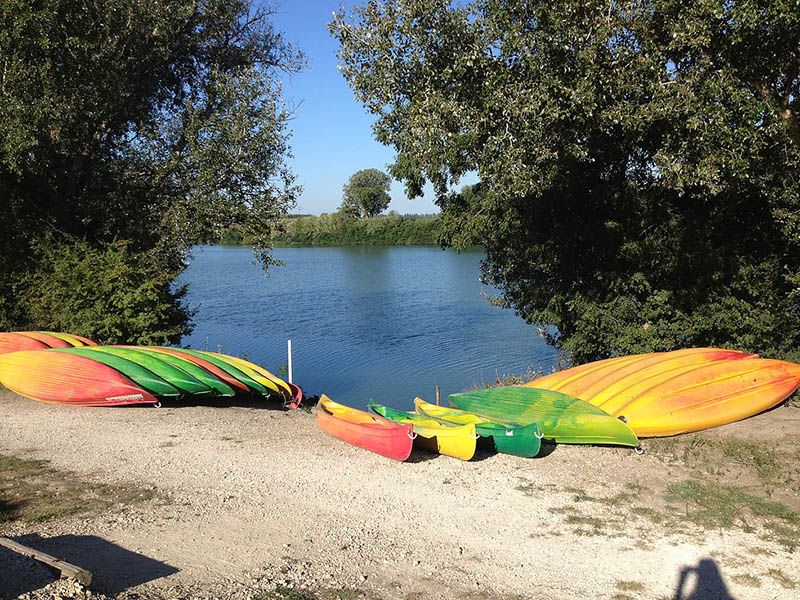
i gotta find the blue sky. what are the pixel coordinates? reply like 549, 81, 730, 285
268, 1, 443, 216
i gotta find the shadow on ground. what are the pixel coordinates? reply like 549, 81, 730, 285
0, 533, 178, 597
673, 557, 736, 600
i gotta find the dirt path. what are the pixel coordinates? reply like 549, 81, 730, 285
1, 389, 798, 599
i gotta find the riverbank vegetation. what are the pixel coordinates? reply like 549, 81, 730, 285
221, 212, 441, 246
0, 1, 302, 343
331, 1, 800, 364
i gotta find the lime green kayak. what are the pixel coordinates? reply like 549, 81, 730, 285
448, 387, 640, 447
414, 398, 543, 457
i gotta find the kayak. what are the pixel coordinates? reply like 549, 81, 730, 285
448, 387, 640, 447
369, 400, 477, 460
525, 351, 800, 436
0, 349, 157, 406
414, 397, 543, 457
81, 346, 215, 397
524, 348, 757, 399
317, 396, 413, 461
52, 348, 182, 398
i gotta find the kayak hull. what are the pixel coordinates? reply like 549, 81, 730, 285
414, 398, 542, 457
526, 351, 800, 436
369, 401, 477, 460
0, 350, 156, 406
449, 387, 639, 447
317, 396, 413, 461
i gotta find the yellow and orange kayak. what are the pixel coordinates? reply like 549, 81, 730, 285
317, 396, 414, 461
0, 350, 157, 406
526, 350, 800, 436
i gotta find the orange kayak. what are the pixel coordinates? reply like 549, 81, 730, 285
0, 350, 157, 406
317, 396, 414, 461
526, 350, 800, 436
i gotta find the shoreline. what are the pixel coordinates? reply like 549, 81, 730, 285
1, 389, 799, 599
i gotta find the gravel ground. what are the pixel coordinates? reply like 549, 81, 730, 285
1, 389, 798, 600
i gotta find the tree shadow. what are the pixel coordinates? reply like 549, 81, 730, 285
0, 533, 178, 597
673, 557, 736, 600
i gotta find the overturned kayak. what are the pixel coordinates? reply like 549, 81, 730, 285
317, 395, 414, 461
525, 350, 800, 436
0, 331, 97, 354
369, 400, 477, 460
449, 387, 640, 447
414, 398, 543, 458
0, 349, 157, 406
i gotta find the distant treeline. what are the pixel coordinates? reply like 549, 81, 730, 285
219, 212, 442, 246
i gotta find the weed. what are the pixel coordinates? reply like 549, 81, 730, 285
730, 573, 761, 588
630, 506, 665, 524
765, 568, 796, 589
0, 453, 162, 524
256, 586, 317, 600
719, 440, 782, 482
666, 480, 799, 529
565, 514, 605, 536
615, 581, 645, 592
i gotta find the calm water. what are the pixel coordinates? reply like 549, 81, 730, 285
179, 246, 557, 409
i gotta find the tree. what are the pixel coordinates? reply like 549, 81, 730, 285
0, 0, 303, 343
330, 0, 800, 364
339, 168, 392, 218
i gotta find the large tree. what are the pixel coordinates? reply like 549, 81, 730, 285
331, 0, 800, 363
0, 0, 302, 343
339, 168, 392, 218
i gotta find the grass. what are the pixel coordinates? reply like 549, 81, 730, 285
730, 573, 761, 588
615, 581, 645, 592
765, 568, 797, 589
666, 479, 800, 530
0, 453, 163, 525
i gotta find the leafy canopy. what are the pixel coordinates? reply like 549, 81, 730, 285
330, 0, 800, 363
339, 168, 392, 218
0, 0, 303, 343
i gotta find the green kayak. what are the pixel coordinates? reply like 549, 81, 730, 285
449, 387, 640, 447
414, 397, 543, 457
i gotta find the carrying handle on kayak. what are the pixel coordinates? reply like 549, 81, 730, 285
534, 427, 544, 439
470, 431, 480, 440
408, 430, 417, 440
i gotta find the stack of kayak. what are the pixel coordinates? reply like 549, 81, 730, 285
317, 347, 800, 462
523, 347, 800, 437
0, 331, 98, 353
317, 387, 639, 461
0, 332, 300, 408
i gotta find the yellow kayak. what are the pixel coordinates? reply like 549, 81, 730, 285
368, 400, 477, 460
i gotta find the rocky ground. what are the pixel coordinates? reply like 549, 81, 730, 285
1, 388, 798, 600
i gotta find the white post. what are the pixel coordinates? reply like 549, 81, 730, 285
287, 339, 293, 384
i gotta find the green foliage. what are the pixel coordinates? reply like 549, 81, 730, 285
330, 0, 800, 363
19, 236, 192, 345
272, 212, 441, 246
0, 1, 302, 340
340, 168, 392, 217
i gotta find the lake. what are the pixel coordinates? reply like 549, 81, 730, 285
179, 245, 557, 410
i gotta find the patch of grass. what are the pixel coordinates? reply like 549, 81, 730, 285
515, 482, 538, 496
763, 522, 800, 553
630, 506, 666, 524
765, 568, 796, 589
0, 453, 163, 525
565, 514, 605, 536
610, 595, 636, 600
256, 587, 317, 600
615, 581, 645, 592
666, 479, 800, 529
719, 440, 782, 482
569, 488, 632, 507
730, 573, 761, 588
